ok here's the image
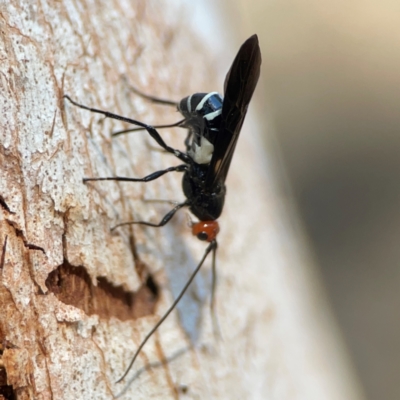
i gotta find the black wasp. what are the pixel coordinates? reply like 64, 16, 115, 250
64, 34, 261, 382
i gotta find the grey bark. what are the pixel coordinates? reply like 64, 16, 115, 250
0, 1, 364, 399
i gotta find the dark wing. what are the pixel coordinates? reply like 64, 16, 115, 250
204, 34, 261, 189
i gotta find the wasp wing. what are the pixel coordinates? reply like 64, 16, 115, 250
205, 34, 262, 189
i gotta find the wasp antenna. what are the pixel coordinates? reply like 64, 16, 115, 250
112, 119, 186, 137
120, 74, 178, 106
116, 240, 217, 383
125, 82, 179, 107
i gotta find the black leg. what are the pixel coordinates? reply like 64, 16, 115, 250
111, 202, 188, 231
112, 119, 186, 137
83, 164, 187, 184
184, 130, 193, 152
63, 95, 191, 164
116, 240, 217, 383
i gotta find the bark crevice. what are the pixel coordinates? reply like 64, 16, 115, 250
45, 260, 159, 322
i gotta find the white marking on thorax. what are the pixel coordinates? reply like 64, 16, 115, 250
195, 92, 220, 112
187, 94, 193, 113
204, 108, 222, 121
189, 136, 214, 164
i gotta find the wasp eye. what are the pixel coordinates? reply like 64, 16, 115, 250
197, 232, 209, 241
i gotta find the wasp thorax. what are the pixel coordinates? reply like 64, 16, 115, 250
188, 136, 214, 164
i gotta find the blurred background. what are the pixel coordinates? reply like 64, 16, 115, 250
215, 1, 400, 399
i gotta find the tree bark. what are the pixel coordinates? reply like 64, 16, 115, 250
0, 1, 364, 399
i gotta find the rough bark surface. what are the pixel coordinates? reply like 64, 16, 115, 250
0, 1, 364, 399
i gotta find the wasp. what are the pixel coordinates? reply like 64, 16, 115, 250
64, 34, 261, 382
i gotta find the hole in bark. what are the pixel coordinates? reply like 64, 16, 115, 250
0, 341, 16, 400
145, 274, 159, 298
0, 367, 15, 400
178, 384, 189, 394
45, 260, 159, 321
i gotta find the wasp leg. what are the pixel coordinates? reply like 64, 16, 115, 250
111, 202, 188, 231
63, 95, 191, 163
184, 130, 193, 152
83, 164, 187, 184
